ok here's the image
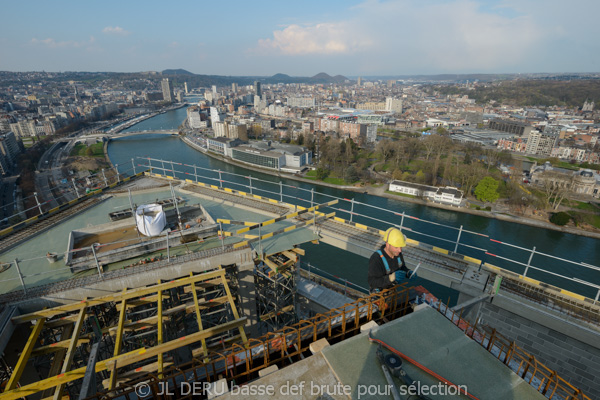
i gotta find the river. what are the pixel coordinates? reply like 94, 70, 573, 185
107, 107, 600, 301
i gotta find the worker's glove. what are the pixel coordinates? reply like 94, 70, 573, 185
406, 270, 417, 279
394, 270, 404, 283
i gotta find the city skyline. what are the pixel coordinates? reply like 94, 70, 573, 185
1, 0, 599, 76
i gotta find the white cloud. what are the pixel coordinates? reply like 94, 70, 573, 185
254, 0, 561, 73
257, 23, 372, 55
102, 26, 131, 36
30, 36, 96, 49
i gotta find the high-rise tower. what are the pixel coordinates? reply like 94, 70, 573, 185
161, 78, 174, 103
254, 81, 262, 97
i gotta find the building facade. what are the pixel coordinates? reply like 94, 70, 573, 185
0, 131, 21, 175
161, 78, 174, 103
488, 119, 533, 137
385, 97, 403, 114
389, 180, 464, 206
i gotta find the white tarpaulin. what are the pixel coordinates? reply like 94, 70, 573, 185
135, 204, 166, 237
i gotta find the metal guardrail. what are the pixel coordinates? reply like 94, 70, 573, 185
138, 158, 600, 303
435, 301, 592, 400
1, 157, 598, 304
82, 286, 412, 400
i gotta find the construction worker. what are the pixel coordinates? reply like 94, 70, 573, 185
368, 227, 415, 293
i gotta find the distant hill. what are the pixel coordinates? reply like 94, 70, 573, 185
263, 72, 348, 85
309, 72, 347, 84
434, 79, 600, 107
162, 69, 195, 76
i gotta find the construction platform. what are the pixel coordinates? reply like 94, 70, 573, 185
217, 306, 547, 400
0, 178, 318, 298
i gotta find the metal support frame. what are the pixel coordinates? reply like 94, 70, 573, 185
34, 192, 43, 215
4, 269, 248, 400
101, 168, 108, 186
13, 259, 26, 293
254, 252, 298, 334
5, 318, 46, 391
524, 246, 536, 277
53, 307, 86, 400
454, 225, 463, 253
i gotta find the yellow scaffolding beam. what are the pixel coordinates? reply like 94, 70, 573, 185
190, 272, 209, 361
53, 306, 86, 400
157, 280, 164, 379
5, 318, 46, 391
108, 290, 127, 391
13, 270, 227, 324
3, 268, 248, 399
218, 199, 338, 235
1, 318, 247, 400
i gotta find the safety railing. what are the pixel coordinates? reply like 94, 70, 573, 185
82, 286, 412, 400
0, 160, 142, 235
1, 156, 599, 303
299, 262, 369, 297
136, 157, 600, 302
436, 300, 592, 400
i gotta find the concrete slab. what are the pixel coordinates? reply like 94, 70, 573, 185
321, 306, 546, 400
309, 338, 330, 354
297, 277, 355, 313
258, 364, 279, 378
218, 352, 347, 400
0, 187, 320, 296
359, 320, 379, 333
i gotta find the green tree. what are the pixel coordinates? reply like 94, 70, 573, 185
474, 176, 500, 203
315, 167, 329, 180
550, 212, 571, 226
85, 146, 94, 156
345, 166, 359, 183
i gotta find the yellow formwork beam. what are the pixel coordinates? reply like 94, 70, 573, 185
13, 270, 227, 324
5, 318, 46, 391
39, 324, 74, 399
157, 281, 164, 379
233, 212, 335, 251
31, 337, 90, 357
53, 307, 86, 400
219, 266, 248, 345
108, 290, 127, 391
190, 273, 209, 361
218, 199, 338, 235
1, 318, 247, 400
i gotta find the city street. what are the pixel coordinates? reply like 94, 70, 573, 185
0, 176, 17, 226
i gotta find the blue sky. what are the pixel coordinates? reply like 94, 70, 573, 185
1, 0, 598, 76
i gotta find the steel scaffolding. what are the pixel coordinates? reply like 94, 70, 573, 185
1, 267, 247, 400
254, 249, 303, 334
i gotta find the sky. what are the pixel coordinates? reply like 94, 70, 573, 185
1, 0, 599, 77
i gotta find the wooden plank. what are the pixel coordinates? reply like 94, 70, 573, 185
5, 318, 46, 391
53, 307, 86, 400
219, 267, 248, 345
39, 324, 74, 399
157, 281, 164, 379
282, 251, 298, 262
102, 360, 173, 389
291, 247, 305, 256
2, 318, 247, 400
103, 318, 247, 370
190, 273, 208, 361
109, 290, 127, 391
13, 270, 227, 324
31, 337, 90, 357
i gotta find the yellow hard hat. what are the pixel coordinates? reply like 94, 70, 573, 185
383, 227, 406, 248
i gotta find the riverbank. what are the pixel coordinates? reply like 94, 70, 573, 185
180, 136, 600, 240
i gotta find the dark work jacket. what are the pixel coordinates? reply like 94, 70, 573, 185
368, 244, 407, 291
